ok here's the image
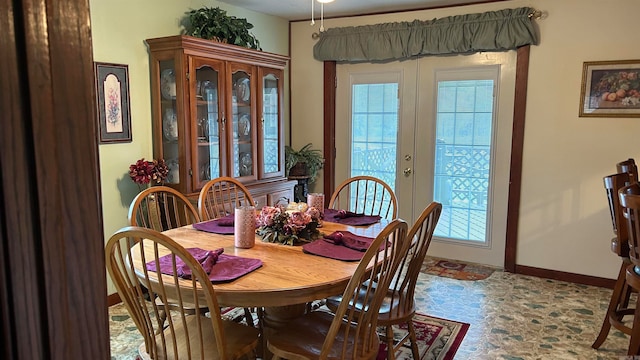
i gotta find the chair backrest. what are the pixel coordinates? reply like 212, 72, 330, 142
617, 158, 638, 183
198, 177, 255, 220
604, 173, 631, 257
328, 176, 397, 219
386, 202, 442, 316
128, 186, 200, 232
620, 184, 640, 268
105, 226, 228, 359
321, 219, 410, 359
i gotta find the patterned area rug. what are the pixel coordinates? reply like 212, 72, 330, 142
420, 256, 496, 281
377, 313, 469, 360
108, 304, 468, 360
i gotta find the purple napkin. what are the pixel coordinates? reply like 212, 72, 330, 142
302, 231, 378, 261
334, 210, 364, 219
323, 209, 381, 226
177, 248, 224, 279
146, 247, 263, 283
193, 214, 236, 235
323, 232, 369, 251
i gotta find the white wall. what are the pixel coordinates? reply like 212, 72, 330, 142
290, 0, 640, 279
90, 0, 289, 295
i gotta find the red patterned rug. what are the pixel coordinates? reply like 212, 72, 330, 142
226, 307, 468, 360
421, 256, 496, 281
376, 313, 469, 360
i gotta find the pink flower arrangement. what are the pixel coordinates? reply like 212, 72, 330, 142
256, 204, 320, 245
128, 158, 169, 188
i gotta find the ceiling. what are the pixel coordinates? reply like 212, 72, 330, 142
219, 0, 503, 21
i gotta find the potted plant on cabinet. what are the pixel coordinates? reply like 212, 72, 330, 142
285, 143, 324, 183
183, 7, 261, 50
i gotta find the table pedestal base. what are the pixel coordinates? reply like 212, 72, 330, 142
260, 303, 308, 358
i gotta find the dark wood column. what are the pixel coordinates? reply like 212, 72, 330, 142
504, 45, 531, 272
322, 61, 337, 199
0, 0, 109, 358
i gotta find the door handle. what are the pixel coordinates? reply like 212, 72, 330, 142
403, 168, 412, 177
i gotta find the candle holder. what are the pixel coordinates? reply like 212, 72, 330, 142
234, 206, 256, 248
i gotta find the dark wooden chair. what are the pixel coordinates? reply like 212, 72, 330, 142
617, 158, 638, 183
618, 182, 640, 355
328, 175, 397, 219
105, 226, 259, 359
266, 219, 410, 360
593, 172, 634, 349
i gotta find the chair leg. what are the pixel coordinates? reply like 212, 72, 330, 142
385, 325, 396, 360
407, 320, 420, 360
593, 261, 629, 349
629, 294, 640, 355
244, 307, 256, 328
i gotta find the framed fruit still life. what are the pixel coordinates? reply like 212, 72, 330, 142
580, 59, 640, 117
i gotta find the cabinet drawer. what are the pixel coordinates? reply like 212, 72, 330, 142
253, 194, 267, 210
268, 189, 293, 206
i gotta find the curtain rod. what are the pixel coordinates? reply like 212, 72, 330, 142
528, 9, 547, 20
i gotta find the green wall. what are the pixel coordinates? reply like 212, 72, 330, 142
90, 0, 289, 294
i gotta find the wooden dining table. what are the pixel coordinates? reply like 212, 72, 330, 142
130, 217, 390, 343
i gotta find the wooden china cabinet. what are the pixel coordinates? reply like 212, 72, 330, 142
146, 35, 294, 206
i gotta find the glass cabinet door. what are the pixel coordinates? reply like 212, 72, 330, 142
192, 58, 224, 189
159, 59, 180, 185
230, 67, 255, 180
260, 69, 283, 178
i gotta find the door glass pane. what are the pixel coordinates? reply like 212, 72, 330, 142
232, 70, 253, 178
433, 79, 494, 243
195, 65, 221, 185
262, 73, 279, 174
160, 59, 180, 184
350, 83, 398, 206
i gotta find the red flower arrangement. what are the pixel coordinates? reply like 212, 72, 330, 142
129, 158, 169, 188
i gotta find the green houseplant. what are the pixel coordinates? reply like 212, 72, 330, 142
285, 143, 324, 182
183, 7, 260, 50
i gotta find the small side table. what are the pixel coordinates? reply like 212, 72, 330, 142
288, 176, 311, 203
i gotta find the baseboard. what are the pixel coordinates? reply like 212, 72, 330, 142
107, 293, 121, 307
514, 265, 616, 289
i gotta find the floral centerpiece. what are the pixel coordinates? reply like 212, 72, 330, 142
256, 202, 321, 245
128, 158, 169, 190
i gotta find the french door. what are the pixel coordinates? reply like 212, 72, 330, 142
335, 51, 516, 267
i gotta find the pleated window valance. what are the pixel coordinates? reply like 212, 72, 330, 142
313, 7, 539, 62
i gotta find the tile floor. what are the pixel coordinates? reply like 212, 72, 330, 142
109, 269, 633, 359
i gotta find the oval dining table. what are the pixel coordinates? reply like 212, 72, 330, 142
130, 217, 390, 355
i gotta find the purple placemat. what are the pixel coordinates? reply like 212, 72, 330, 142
192, 214, 236, 235
302, 231, 376, 261
323, 209, 381, 226
146, 247, 262, 283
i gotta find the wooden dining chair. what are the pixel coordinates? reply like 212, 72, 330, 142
105, 226, 260, 359
618, 183, 640, 355
266, 219, 410, 360
197, 176, 258, 327
328, 175, 397, 219
128, 186, 205, 326
593, 172, 634, 349
198, 176, 255, 221
128, 185, 200, 232
325, 202, 442, 360
617, 158, 638, 184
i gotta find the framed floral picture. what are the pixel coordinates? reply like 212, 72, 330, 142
94, 62, 132, 143
579, 59, 640, 117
